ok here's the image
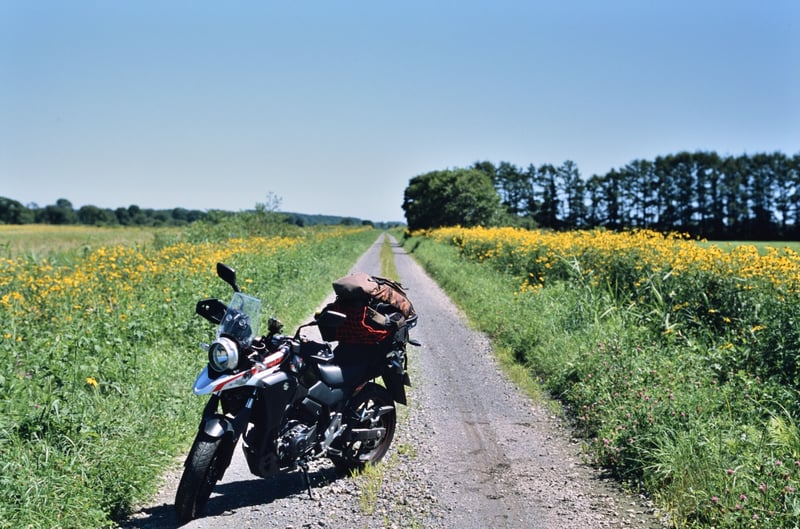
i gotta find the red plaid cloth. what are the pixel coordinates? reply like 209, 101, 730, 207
331, 302, 389, 344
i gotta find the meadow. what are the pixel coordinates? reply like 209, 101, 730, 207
0, 223, 379, 528
0, 224, 182, 260
406, 227, 800, 529
5, 222, 800, 528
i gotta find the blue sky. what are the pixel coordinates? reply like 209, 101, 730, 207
1, 1, 798, 223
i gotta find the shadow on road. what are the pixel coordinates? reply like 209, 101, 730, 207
119, 465, 342, 529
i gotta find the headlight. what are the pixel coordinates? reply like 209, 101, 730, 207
208, 336, 239, 372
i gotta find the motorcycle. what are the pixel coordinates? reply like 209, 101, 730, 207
174, 263, 418, 523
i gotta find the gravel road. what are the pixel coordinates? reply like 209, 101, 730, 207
121, 234, 664, 529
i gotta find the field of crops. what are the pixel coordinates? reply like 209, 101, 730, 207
0, 224, 379, 528
408, 227, 800, 529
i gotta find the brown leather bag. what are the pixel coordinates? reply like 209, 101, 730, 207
332, 272, 416, 319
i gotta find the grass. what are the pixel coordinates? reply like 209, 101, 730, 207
379, 232, 400, 281
0, 225, 380, 528
702, 240, 800, 255
355, 463, 383, 515
0, 225, 182, 260
404, 229, 800, 529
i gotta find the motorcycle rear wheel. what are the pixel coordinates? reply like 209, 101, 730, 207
330, 382, 396, 473
174, 433, 224, 523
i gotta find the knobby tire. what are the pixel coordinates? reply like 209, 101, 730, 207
174, 433, 224, 523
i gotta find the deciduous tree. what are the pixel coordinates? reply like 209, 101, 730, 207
402, 168, 502, 230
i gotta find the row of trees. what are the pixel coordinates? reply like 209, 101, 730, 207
404, 151, 800, 240
0, 196, 392, 229
0, 197, 209, 227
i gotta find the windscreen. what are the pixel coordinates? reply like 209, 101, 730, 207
217, 292, 261, 346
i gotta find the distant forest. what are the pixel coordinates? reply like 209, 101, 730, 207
476, 150, 800, 240
0, 197, 392, 229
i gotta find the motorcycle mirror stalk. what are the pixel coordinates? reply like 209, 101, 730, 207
291, 309, 347, 340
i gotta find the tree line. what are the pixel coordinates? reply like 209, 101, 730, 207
0, 196, 393, 229
0, 197, 209, 227
403, 150, 800, 240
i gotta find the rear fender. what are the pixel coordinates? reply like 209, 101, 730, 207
381, 372, 408, 406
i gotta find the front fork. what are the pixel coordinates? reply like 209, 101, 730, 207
188, 390, 256, 480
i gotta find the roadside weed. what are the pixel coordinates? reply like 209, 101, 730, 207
407, 228, 800, 528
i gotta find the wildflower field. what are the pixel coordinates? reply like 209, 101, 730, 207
0, 224, 180, 259
0, 224, 379, 528
407, 227, 800, 528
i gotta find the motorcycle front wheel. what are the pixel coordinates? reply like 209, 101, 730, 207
174, 432, 226, 523
330, 382, 396, 473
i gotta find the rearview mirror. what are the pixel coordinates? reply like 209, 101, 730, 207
216, 263, 240, 292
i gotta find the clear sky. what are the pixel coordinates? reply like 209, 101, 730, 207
1, 1, 798, 223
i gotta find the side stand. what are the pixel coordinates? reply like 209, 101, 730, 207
298, 460, 314, 499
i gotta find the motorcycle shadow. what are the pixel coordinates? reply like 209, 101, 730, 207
119, 464, 344, 529
204, 463, 342, 516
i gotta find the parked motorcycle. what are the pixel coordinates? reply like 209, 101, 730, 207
175, 263, 418, 523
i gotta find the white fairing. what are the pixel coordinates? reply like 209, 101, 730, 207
192, 359, 285, 396
193, 366, 231, 395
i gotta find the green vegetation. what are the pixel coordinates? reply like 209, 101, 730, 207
380, 234, 399, 281
402, 168, 503, 231
0, 195, 394, 229
700, 240, 800, 255
402, 150, 800, 240
484, 151, 800, 240
406, 228, 800, 528
0, 225, 182, 260
0, 196, 208, 227
0, 222, 379, 528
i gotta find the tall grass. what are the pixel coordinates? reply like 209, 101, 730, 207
0, 225, 182, 260
0, 225, 379, 528
380, 234, 400, 281
406, 228, 800, 528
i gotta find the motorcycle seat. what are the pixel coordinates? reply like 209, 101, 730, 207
318, 363, 371, 389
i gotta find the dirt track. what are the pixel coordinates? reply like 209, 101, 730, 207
121, 234, 664, 529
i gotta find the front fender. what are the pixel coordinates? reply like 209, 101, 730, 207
198, 395, 254, 441
201, 415, 233, 439
185, 418, 238, 481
